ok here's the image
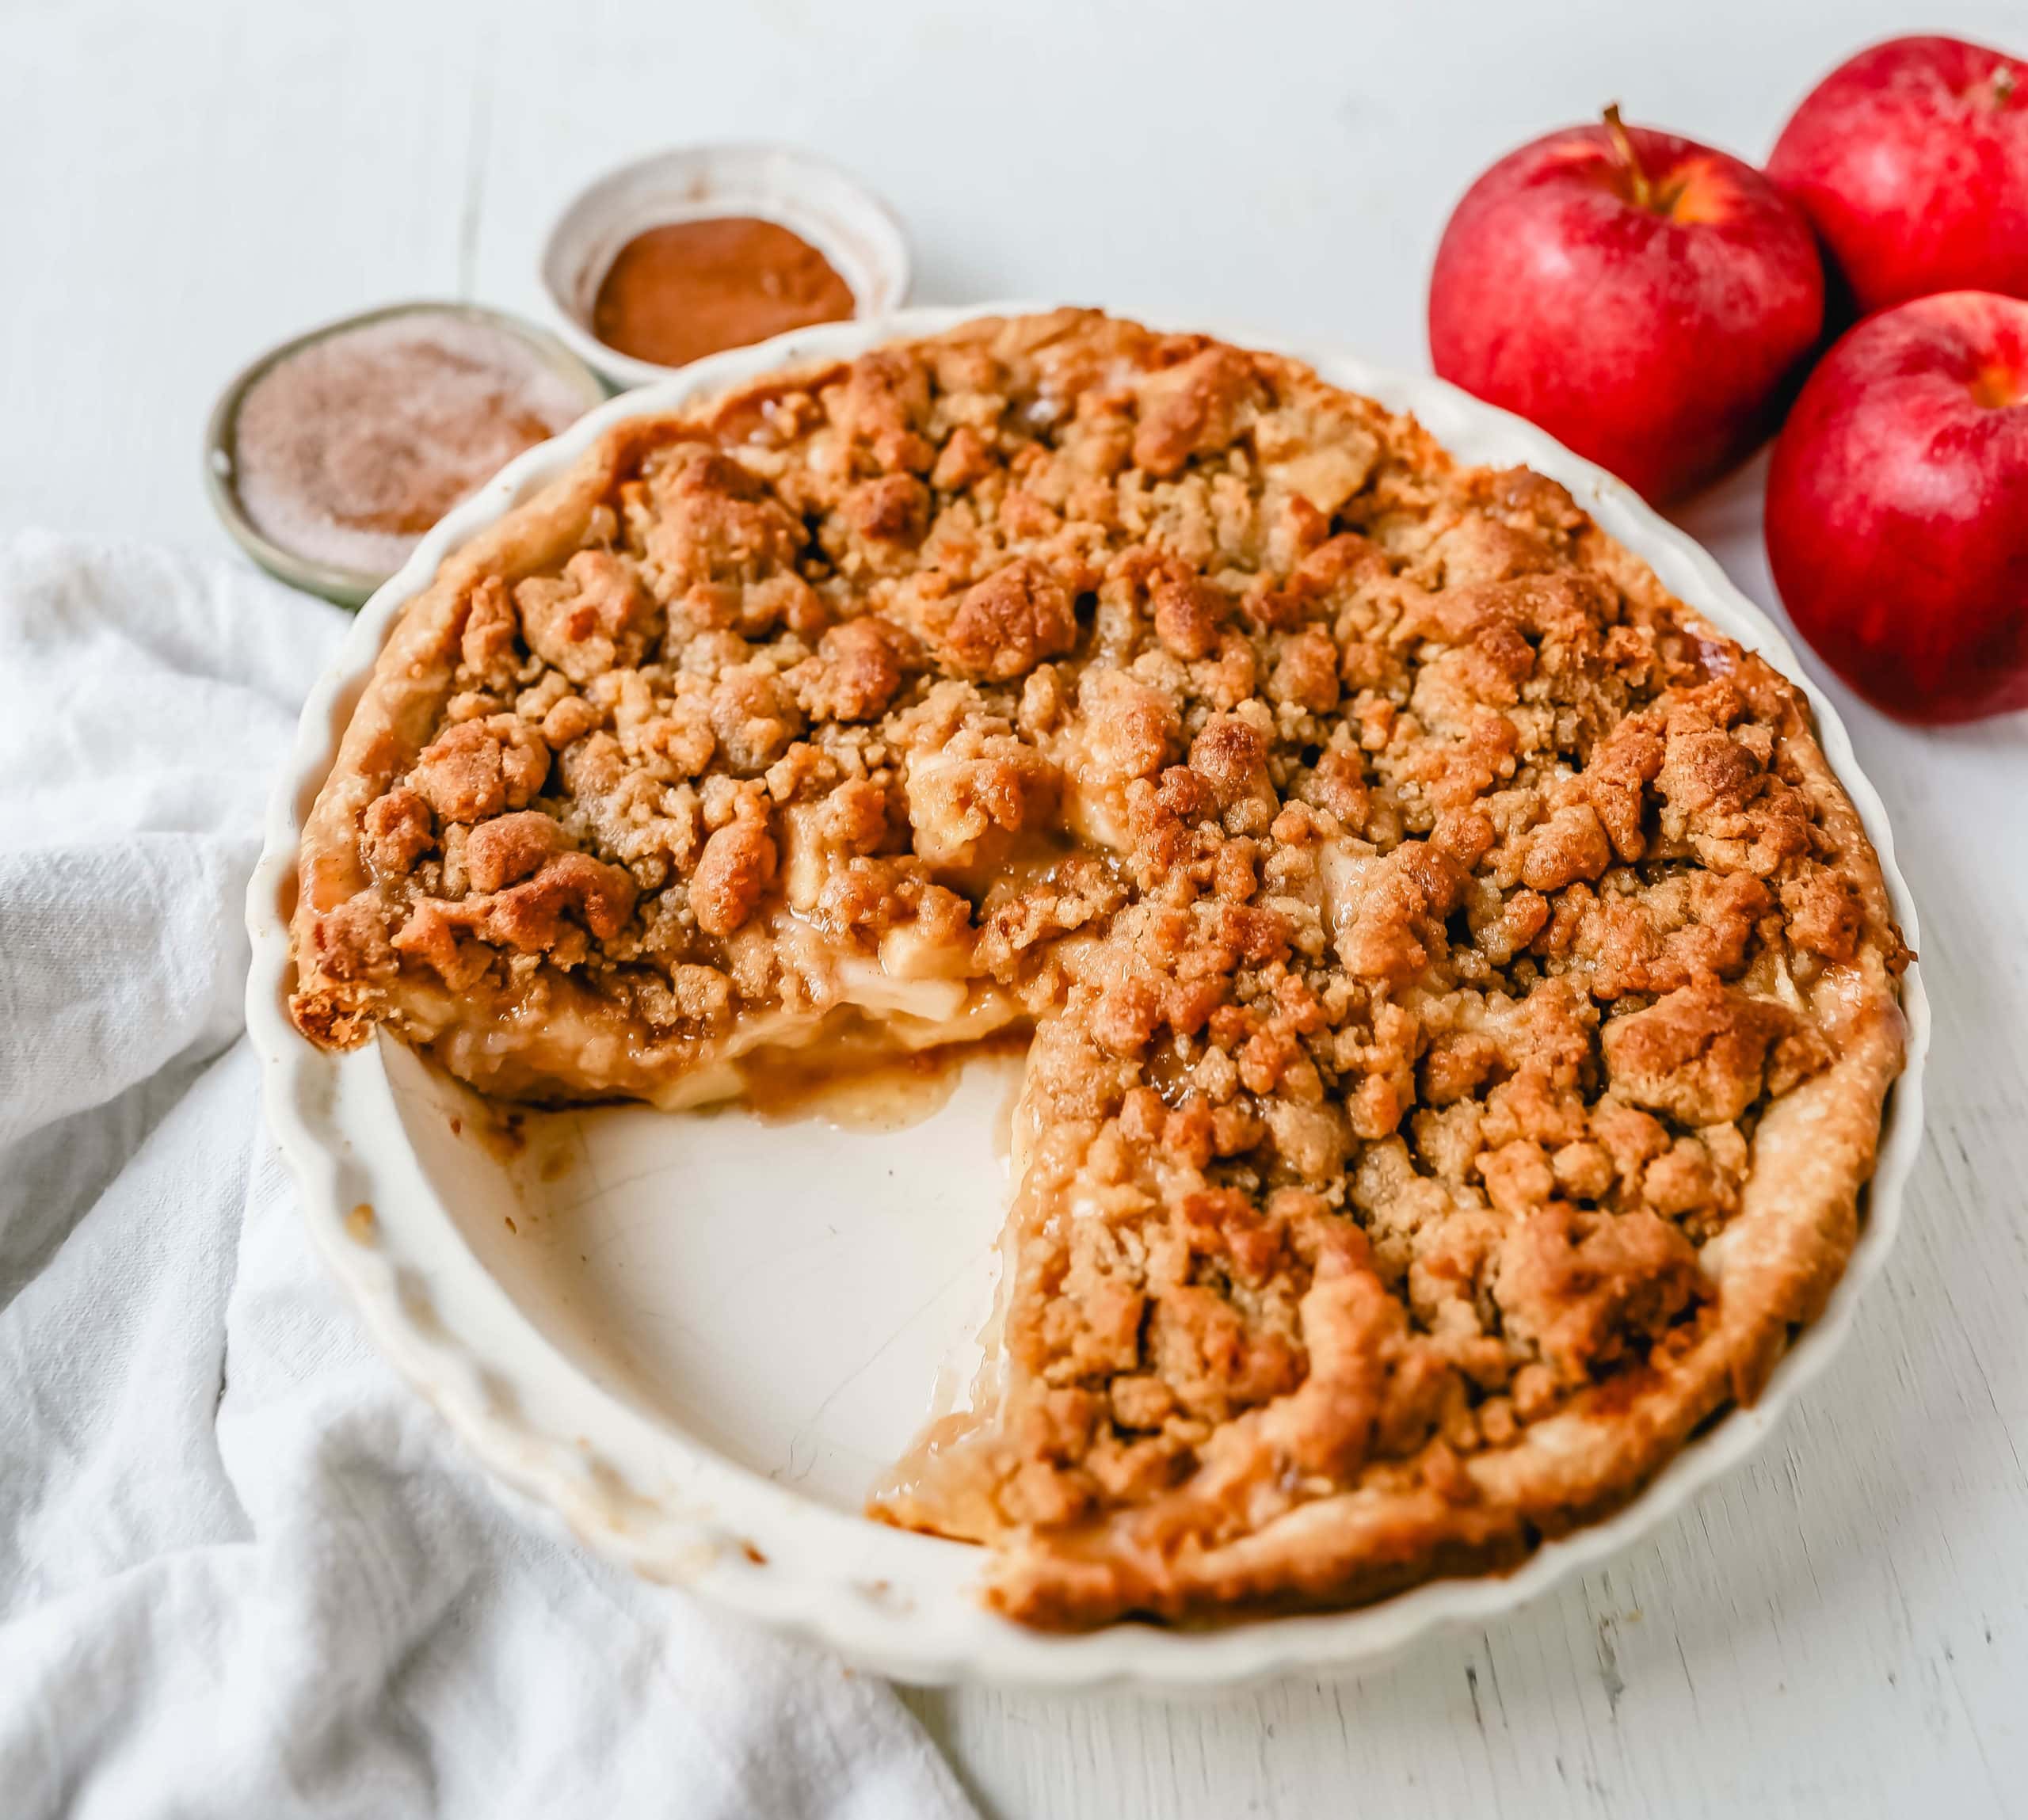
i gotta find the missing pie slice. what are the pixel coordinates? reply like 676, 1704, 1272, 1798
291, 310, 1909, 1628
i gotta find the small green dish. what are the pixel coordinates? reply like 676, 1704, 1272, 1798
204, 300, 610, 609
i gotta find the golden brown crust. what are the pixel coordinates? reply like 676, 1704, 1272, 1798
287, 310, 1907, 1628
291, 435, 635, 1045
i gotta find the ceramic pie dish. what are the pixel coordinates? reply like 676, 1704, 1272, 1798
246, 303, 1927, 1689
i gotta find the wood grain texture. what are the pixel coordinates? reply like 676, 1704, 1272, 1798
6, 1, 2024, 1812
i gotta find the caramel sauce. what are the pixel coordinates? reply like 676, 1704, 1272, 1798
729, 1030, 1030, 1133
466, 1103, 529, 1161
869, 1406, 1010, 1542
591, 217, 856, 369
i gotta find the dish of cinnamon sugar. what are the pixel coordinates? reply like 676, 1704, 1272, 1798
231, 311, 592, 577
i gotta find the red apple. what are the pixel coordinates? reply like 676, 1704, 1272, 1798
1429, 109, 1824, 504
1765, 291, 2028, 723
1767, 35, 2028, 318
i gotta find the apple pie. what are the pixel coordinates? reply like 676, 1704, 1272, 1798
291, 310, 1909, 1628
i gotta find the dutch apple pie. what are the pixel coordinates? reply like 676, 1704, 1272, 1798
292, 311, 1908, 1628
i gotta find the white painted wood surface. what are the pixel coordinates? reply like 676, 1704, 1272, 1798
6, 0, 2024, 1811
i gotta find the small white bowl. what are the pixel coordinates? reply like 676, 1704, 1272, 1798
204, 302, 606, 607
539, 143, 911, 390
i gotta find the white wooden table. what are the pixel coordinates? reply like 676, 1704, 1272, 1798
9, 1, 2025, 1811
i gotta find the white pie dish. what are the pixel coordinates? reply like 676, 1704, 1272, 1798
246, 303, 1928, 1691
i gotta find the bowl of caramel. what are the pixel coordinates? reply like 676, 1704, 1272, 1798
539, 144, 911, 390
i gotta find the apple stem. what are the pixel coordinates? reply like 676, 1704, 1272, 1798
1996, 65, 2018, 108
1602, 104, 1654, 209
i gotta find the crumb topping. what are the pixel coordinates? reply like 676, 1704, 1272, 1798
291, 310, 1908, 1624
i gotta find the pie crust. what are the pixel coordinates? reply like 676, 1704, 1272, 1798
289, 310, 1908, 1629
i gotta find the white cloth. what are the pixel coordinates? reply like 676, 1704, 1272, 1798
0, 533, 974, 1820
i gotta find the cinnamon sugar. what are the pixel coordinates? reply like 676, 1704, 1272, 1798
232, 312, 591, 576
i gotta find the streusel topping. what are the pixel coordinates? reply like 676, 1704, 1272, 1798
292, 311, 1908, 1626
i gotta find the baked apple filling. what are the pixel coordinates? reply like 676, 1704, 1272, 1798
292, 311, 1908, 1628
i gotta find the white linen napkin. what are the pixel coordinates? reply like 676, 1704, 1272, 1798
0, 532, 974, 1820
